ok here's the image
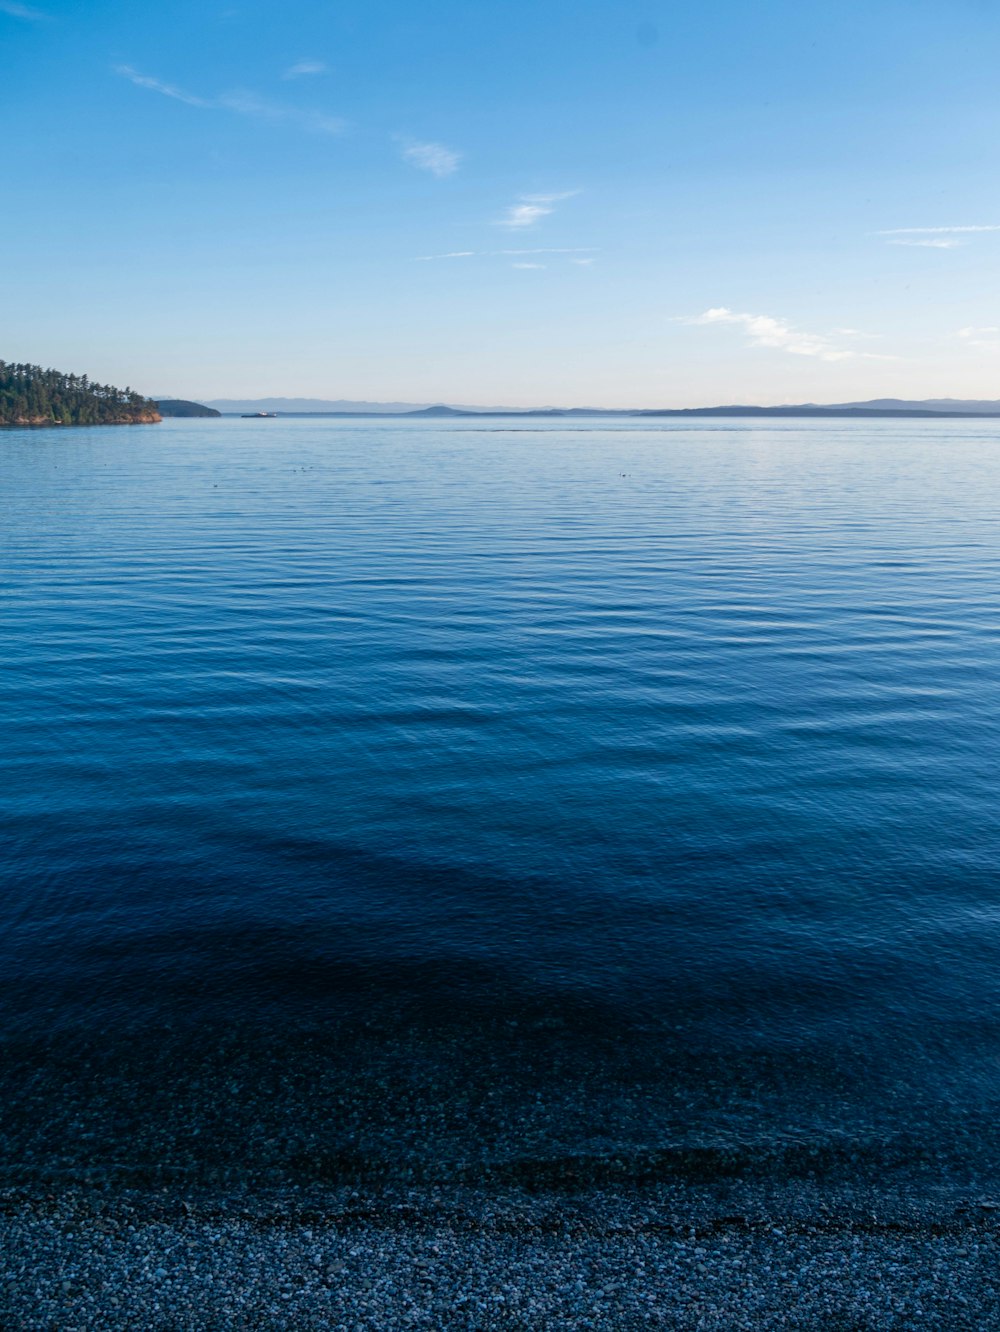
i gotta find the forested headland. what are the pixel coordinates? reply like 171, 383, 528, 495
156, 399, 221, 417
0, 362, 161, 425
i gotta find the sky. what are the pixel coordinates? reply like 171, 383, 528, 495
3, 0, 1000, 407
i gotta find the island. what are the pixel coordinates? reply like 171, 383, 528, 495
0, 361, 160, 426
156, 399, 221, 418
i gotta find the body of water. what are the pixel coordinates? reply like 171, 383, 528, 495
3, 415, 1000, 1192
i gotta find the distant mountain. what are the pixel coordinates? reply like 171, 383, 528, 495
404, 404, 557, 417
207, 397, 428, 414
204, 397, 537, 415
637, 404, 1000, 419
199, 395, 1000, 419
405, 403, 1000, 419
406, 404, 592, 417
832, 398, 1000, 414
156, 399, 221, 418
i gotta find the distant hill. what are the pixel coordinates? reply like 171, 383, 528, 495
0, 361, 160, 426
205, 397, 541, 414
406, 405, 476, 417
636, 399, 1000, 418
636, 404, 1000, 419
204, 395, 1000, 419
832, 398, 1000, 414
156, 399, 221, 418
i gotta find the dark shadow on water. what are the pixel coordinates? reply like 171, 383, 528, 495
3, 974, 1000, 1195
4, 850, 1000, 1196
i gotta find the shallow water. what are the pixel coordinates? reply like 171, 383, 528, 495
3, 415, 1000, 1190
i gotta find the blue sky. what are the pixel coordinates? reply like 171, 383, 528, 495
4, 0, 1000, 406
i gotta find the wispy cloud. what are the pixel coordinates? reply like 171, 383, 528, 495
216, 90, 345, 134
879, 225, 1000, 235
958, 326, 1000, 352
115, 66, 346, 135
416, 247, 597, 261
283, 59, 326, 80
512, 262, 546, 269
500, 247, 590, 256
0, 0, 49, 18
877, 225, 1000, 249
115, 66, 211, 107
889, 237, 964, 249
398, 138, 462, 178
500, 202, 553, 229
496, 192, 577, 229
685, 308, 892, 362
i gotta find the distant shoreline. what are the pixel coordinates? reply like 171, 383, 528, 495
201, 393, 1000, 418
214, 405, 1000, 420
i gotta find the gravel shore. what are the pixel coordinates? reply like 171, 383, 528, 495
3, 1182, 999, 1330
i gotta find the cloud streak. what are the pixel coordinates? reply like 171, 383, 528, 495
115, 66, 211, 107
958, 326, 1000, 352
888, 238, 963, 249
686, 308, 892, 362
399, 138, 462, 177
216, 90, 345, 135
496, 192, 577, 229
115, 66, 346, 135
500, 202, 553, 229
878, 225, 1000, 235
416, 247, 598, 261
283, 60, 326, 79
0, 0, 49, 17
878, 225, 1000, 249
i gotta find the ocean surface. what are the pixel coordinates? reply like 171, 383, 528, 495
3, 414, 1000, 1193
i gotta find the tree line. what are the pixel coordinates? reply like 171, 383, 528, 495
0, 361, 160, 425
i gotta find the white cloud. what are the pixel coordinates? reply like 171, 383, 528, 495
500, 202, 552, 229
878, 225, 1000, 235
416, 247, 598, 261
957, 326, 1000, 352
0, 0, 48, 17
498, 247, 591, 256
283, 60, 326, 79
399, 138, 462, 178
216, 90, 345, 135
496, 191, 577, 229
512, 262, 546, 269
571, 257, 595, 266
878, 225, 1000, 249
686, 308, 893, 362
115, 66, 345, 134
889, 237, 964, 249
115, 65, 211, 107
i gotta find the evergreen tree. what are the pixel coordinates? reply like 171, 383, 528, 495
0, 361, 160, 426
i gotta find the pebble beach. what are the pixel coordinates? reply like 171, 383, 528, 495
4, 1182, 1000, 1330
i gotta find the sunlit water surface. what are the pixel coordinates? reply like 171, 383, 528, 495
3, 415, 1000, 1191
